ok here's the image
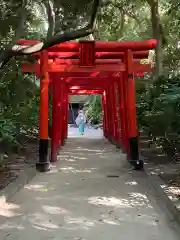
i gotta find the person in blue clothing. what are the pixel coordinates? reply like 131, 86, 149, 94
75, 109, 86, 135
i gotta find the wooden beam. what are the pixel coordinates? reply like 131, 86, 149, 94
68, 83, 109, 88
32, 51, 149, 59
68, 89, 103, 95
18, 39, 157, 52
69, 86, 105, 90
22, 62, 152, 74
66, 77, 115, 85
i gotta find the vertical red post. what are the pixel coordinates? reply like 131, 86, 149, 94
124, 49, 143, 169
106, 87, 112, 141
51, 78, 61, 162
59, 82, 64, 147
110, 84, 117, 143
117, 76, 125, 151
104, 89, 109, 138
59, 83, 63, 146
112, 81, 120, 147
105, 88, 109, 139
65, 87, 69, 140
104, 91, 108, 138
61, 83, 66, 146
37, 50, 50, 172
116, 79, 122, 146
102, 91, 107, 137
109, 85, 114, 142
60, 82, 68, 146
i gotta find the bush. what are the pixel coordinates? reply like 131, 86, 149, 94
136, 74, 180, 159
84, 95, 102, 124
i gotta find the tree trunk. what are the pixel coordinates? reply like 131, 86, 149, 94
44, 0, 55, 40
147, 0, 163, 78
0, 0, 100, 69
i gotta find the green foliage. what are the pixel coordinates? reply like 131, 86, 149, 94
1, 0, 180, 164
0, 0, 97, 154
84, 95, 102, 124
0, 58, 40, 152
136, 74, 180, 157
0, 118, 18, 147
82, 0, 180, 136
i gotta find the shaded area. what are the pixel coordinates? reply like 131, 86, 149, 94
0, 128, 178, 239
140, 130, 180, 212
0, 137, 37, 190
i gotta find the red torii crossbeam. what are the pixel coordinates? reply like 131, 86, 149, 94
68, 89, 103, 95
32, 51, 149, 59
19, 39, 156, 172
18, 39, 156, 51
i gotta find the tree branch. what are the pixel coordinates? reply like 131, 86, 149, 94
0, 0, 100, 69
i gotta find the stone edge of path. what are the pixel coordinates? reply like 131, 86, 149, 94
144, 163, 180, 225
0, 165, 36, 205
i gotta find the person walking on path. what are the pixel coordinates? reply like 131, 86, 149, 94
75, 110, 86, 135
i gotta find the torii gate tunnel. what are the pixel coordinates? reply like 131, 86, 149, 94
19, 39, 157, 172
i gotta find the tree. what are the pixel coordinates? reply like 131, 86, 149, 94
0, 0, 100, 68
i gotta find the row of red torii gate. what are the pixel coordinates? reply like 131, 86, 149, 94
18, 39, 157, 172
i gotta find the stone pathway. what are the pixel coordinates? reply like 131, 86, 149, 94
0, 128, 179, 239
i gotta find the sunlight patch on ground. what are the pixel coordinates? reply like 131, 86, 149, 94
59, 166, 94, 174
24, 183, 55, 192
70, 156, 87, 160
129, 192, 153, 208
76, 147, 104, 153
25, 184, 46, 191
88, 194, 152, 208
103, 219, 119, 225
64, 216, 95, 230
125, 181, 138, 186
88, 196, 133, 208
27, 212, 60, 230
0, 201, 21, 217
42, 205, 69, 215
0, 222, 25, 230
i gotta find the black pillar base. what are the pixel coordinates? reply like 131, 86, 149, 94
129, 136, 143, 170
37, 139, 51, 172
116, 143, 121, 149
121, 147, 126, 153
36, 162, 51, 172
112, 139, 117, 145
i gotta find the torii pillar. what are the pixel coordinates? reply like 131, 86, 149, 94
37, 51, 51, 172
124, 49, 143, 169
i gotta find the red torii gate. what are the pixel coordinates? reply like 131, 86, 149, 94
19, 39, 156, 172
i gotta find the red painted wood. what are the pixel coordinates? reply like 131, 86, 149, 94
80, 41, 95, 66
32, 51, 149, 60
18, 39, 157, 52
68, 89, 103, 94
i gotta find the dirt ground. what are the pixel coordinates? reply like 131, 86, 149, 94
0, 137, 38, 190
139, 133, 180, 203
